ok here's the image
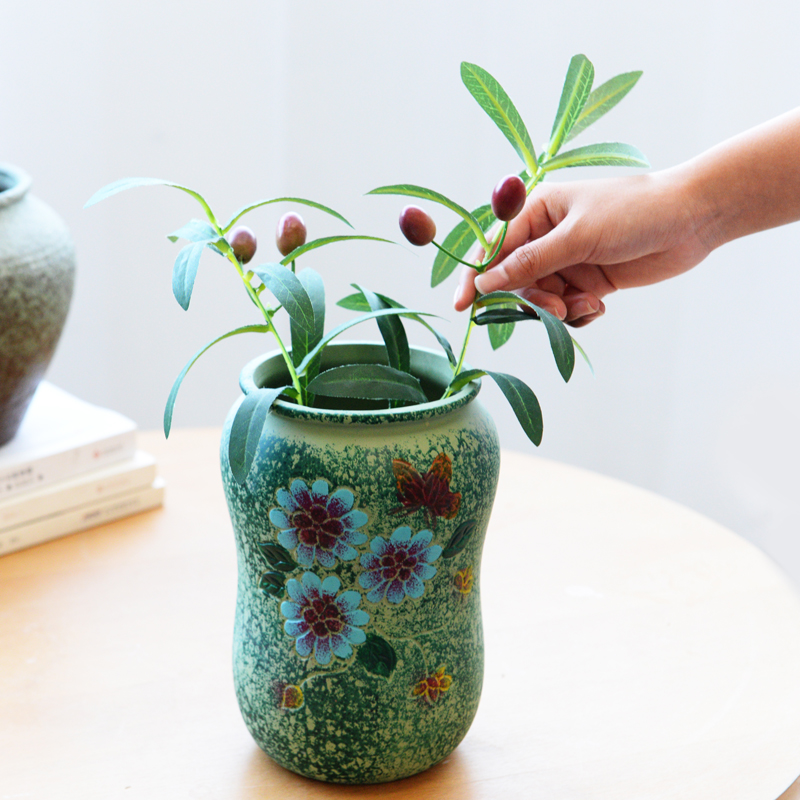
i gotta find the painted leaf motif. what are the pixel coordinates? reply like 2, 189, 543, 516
259, 542, 297, 573
259, 571, 286, 598
391, 453, 461, 524
356, 633, 398, 679
443, 519, 478, 559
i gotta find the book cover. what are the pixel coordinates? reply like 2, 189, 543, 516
0, 382, 137, 499
0, 478, 165, 556
0, 450, 158, 530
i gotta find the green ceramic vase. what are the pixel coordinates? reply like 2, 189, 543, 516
220, 342, 500, 784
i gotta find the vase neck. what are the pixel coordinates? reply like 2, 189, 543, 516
0, 165, 32, 210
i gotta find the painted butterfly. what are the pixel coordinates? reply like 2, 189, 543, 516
391, 453, 461, 526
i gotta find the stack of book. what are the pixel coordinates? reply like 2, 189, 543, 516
0, 383, 164, 555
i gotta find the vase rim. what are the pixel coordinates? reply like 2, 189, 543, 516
0, 164, 32, 209
239, 341, 481, 425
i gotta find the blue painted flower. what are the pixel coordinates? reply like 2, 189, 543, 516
359, 526, 442, 604
280, 572, 369, 665
269, 479, 368, 568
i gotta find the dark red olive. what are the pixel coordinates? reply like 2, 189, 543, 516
491, 175, 527, 221
399, 205, 436, 246
228, 226, 257, 264
276, 212, 307, 257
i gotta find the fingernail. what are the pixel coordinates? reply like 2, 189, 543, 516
572, 299, 599, 317
474, 273, 497, 294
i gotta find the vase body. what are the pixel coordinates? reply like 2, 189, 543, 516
0, 165, 76, 445
220, 343, 500, 784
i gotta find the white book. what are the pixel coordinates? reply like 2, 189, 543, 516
0, 450, 158, 530
0, 382, 137, 500
0, 478, 165, 556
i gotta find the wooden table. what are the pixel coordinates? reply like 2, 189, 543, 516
2, 429, 800, 799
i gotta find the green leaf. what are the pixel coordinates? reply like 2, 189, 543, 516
295, 307, 439, 376
222, 197, 353, 233
167, 219, 219, 244
565, 71, 643, 143
542, 142, 650, 171
163, 324, 271, 438
337, 289, 457, 367
432, 204, 495, 287
259, 571, 286, 598
367, 184, 484, 243
446, 368, 486, 395
356, 633, 398, 679
460, 62, 537, 176
548, 55, 595, 157
229, 386, 289, 484
307, 364, 427, 404
253, 263, 316, 333
443, 519, 478, 559
572, 335, 594, 375
476, 291, 575, 381
279, 235, 393, 265
291, 268, 326, 394
258, 542, 297, 572
485, 301, 517, 350
84, 177, 217, 225
172, 241, 206, 311
474, 308, 534, 325
486, 370, 543, 446
353, 284, 410, 373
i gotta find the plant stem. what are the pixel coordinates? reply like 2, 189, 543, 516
442, 297, 478, 399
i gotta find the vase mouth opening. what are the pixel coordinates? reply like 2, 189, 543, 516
0, 165, 32, 209
239, 341, 480, 423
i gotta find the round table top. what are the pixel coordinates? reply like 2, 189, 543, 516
1, 428, 799, 799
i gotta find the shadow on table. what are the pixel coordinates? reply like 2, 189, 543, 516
238, 744, 477, 799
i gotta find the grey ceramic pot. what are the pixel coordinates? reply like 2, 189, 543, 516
0, 165, 76, 445
220, 342, 501, 784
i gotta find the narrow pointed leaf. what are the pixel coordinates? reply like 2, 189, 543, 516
542, 142, 649, 171
367, 184, 483, 240
548, 55, 595, 156
337, 289, 456, 367
460, 62, 537, 175
474, 308, 535, 325
229, 386, 290, 484
253, 263, 315, 333
167, 219, 220, 243
296, 307, 438, 376
222, 196, 353, 233
565, 71, 643, 143
279, 235, 393, 265
432, 204, 495, 287
84, 177, 216, 224
291, 268, 325, 385
172, 241, 206, 311
487, 370, 543, 446
307, 364, 427, 403
354, 284, 410, 373
483, 300, 517, 350
572, 335, 594, 375
447, 368, 486, 395
163, 324, 271, 438
477, 291, 574, 381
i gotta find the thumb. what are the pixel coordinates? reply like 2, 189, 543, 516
473, 224, 580, 294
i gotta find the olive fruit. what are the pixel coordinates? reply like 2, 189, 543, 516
276, 212, 307, 257
228, 226, 257, 264
491, 174, 526, 221
399, 205, 436, 246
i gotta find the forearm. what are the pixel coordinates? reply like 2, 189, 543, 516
673, 107, 800, 250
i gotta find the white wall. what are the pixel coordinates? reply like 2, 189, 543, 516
3, 1, 799, 582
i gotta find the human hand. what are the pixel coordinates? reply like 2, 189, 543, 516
453, 170, 714, 327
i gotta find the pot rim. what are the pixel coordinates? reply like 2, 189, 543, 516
239, 341, 481, 424
0, 164, 32, 209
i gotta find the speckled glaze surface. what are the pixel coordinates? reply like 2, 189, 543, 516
0, 165, 75, 445
220, 343, 500, 784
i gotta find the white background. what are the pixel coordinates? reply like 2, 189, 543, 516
3, 1, 799, 582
